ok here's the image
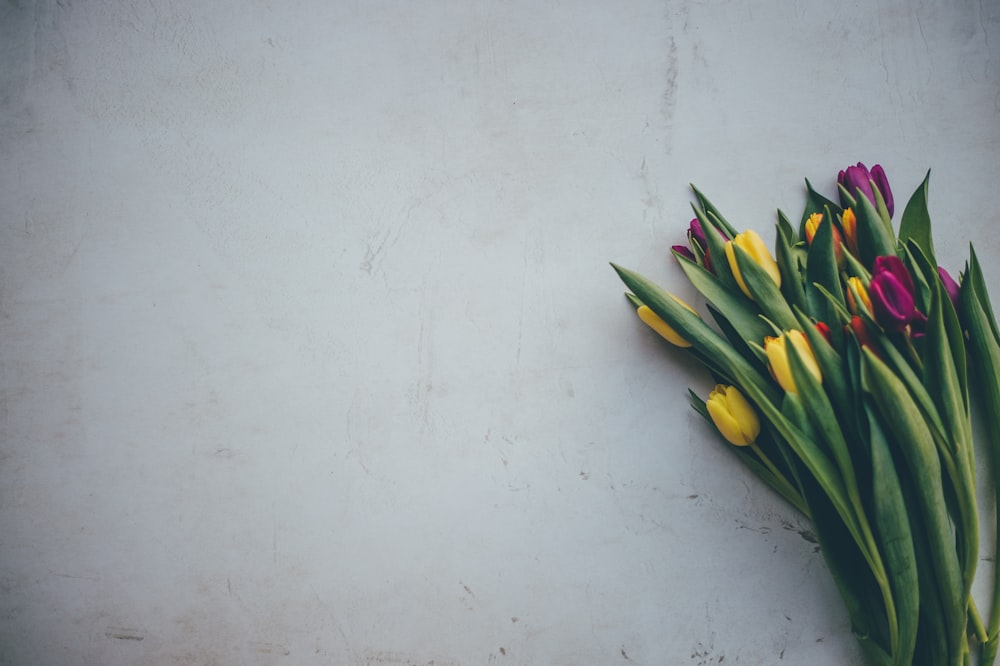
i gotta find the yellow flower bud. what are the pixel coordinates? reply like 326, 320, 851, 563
805, 212, 845, 266
706, 384, 760, 446
636, 297, 698, 347
846, 276, 872, 316
804, 213, 824, 244
841, 208, 859, 256
725, 230, 781, 300
764, 330, 822, 394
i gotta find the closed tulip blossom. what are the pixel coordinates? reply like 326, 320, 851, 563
677, 217, 728, 272
815, 321, 833, 345
688, 217, 709, 250
764, 330, 822, 394
869, 256, 925, 333
938, 266, 960, 308
804, 212, 845, 266
847, 315, 877, 353
846, 276, 872, 316
725, 230, 781, 299
706, 384, 760, 446
671, 244, 696, 262
838, 162, 894, 218
840, 208, 860, 257
635, 296, 699, 348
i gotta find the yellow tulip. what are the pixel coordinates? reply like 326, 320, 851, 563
764, 330, 822, 394
706, 384, 760, 446
636, 297, 698, 348
725, 230, 781, 299
804, 213, 824, 243
804, 212, 845, 266
841, 208, 859, 257
846, 276, 872, 316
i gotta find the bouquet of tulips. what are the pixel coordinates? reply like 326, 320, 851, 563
612, 163, 1000, 666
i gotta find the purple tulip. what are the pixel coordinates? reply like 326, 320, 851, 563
688, 218, 708, 250
672, 244, 696, 261
869, 256, 925, 332
938, 266, 960, 308
683, 217, 730, 272
838, 162, 894, 218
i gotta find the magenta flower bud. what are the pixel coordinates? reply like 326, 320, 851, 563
873, 256, 914, 294
938, 266, 960, 308
869, 256, 924, 332
838, 162, 894, 218
672, 244, 696, 261
869, 165, 894, 218
688, 218, 708, 249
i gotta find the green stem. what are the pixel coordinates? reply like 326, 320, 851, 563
970, 597, 989, 645
750, 443, 810, 518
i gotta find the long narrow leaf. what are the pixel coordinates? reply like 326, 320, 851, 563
729, 243, 799, 330
862, 349, 965, 665
673, 254, 773, 345
865, 403, 919, 666
898, 170, 935, 266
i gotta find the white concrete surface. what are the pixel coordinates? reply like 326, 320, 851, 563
1, 1, 998, 664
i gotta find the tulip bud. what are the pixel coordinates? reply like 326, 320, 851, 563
764, 330, 822, 394
846, 276, 872, 316
847, 315, 878, 356
838, 162, 894, 218
841, 208, 860, 257
938, 266, 960, 308
636, 297, 698, 347
725, 230, 781, 299
688, 218, 708, 250
804, 212, 845, 267
870, 165, 894, 218
804, 213, 823, 244
815, 321, 833, 345
706, 384, 760, 446
869, 256, 925, 332
684, 217, 728, 273
671, 244, 696, 262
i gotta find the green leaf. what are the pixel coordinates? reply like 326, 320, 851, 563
611, 263, 777, 402
786, 329, 867, 543
691, 204, 740, 294
958, 245, 1000, 649
796, 457, 893, 664
706, 303, 768, 371
898, 170, 935, 266
855, 189, 896, 267
793, 307, 849, 416
690, 185, 739, 238
729, 242, 799, 330
870, 180, 894, 234
861, 348, 965, 664
965, 245, 1000, 344
843, 246, 873, 283
908, 248, 978, 599
776, 210, 808, 313
812, 283, 853, 328
801, 178, 843, 239
899, 245, 932, 316
674, 254, 772, 345
805, 206, 846, 323
909, 242, 971, 444
864, 403, 919, 666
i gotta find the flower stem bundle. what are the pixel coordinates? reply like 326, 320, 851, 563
613, 164, 1000, 666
